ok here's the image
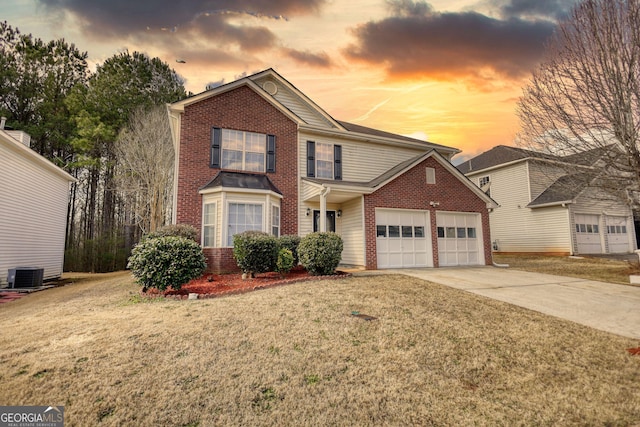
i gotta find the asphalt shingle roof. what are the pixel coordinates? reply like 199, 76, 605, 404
200, 171, 282, 194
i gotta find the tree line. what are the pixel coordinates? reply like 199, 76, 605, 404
0, 21, 185, 272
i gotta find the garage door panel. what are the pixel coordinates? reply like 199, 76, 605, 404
376, 209, 432, 268
575, 213, 602, 254
437, 212, 483, 267
606, 216, 630, 253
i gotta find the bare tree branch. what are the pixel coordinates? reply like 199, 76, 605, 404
517, 0, 640, 210
114, 106, 174, 234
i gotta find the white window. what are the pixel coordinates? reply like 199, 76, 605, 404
221, 129, 266, 172
316, 142, 334, 179
227, 203, 263, 246
478, 175, 490, 197
272, 205, 280, 237
426, 167, 436, 184
203, 202, 216, 247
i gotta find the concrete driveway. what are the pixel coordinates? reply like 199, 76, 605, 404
387, 267, 640, 339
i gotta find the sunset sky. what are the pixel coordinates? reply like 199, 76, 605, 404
4, 0, 578, 161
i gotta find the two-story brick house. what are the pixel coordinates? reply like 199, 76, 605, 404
167, 69, 496, 272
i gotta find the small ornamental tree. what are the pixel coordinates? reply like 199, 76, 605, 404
278, 235, 301, 266
298, 232, 343, 276
128, 236, 206, 291
233, 231, 279, 276
276, 248, 295, 277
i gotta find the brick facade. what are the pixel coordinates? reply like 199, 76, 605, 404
176, 85, 298, 273
364, 156, 492, 269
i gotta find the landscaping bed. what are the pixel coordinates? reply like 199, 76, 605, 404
142, 267, 350, 299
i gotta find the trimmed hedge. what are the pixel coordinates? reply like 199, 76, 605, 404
233, 231, 279, 275
128, 236, 206, 291
298, 232, 343, 275
143, 224, 198, 242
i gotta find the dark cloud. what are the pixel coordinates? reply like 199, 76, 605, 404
38, 0, 325, 36
283, 48, 333, 68
344, 0, 557, 82
37, 0, 328, 71
494, 0, 578, 20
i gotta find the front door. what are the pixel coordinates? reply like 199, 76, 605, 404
313, 210, 336, 232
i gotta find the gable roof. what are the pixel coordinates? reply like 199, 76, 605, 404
527, 173, 595, 208
457, 144, 612, 176
167, 68, 459, 156
303, 150, 497, 208
456, 145, 556, 174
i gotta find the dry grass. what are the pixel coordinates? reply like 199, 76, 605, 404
1, 271, 639, 426
494, 254, 640, 286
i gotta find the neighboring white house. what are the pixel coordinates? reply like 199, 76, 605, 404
457, 145, 637, 255
0, 121, 75, 286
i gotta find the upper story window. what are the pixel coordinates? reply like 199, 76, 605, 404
211, 127, 276, 173
306, 140, 342, 180
478, 175, 490, 197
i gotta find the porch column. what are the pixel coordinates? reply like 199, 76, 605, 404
319, 185, 331, 232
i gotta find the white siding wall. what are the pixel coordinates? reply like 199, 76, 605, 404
299, 130, 425, 182
339, 197, 365, 266
0, 140, 71, 284
470, 162, 571, 253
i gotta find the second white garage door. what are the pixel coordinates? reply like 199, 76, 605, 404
376, 209, 433, 268
436, 212, 483, 267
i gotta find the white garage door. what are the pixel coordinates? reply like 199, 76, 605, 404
436, 212, 482, 267
606, 216, 630, 253
376, 209, 432, 268
574, 213, 602, 254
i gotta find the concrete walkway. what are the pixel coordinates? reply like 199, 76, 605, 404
384, 267, 640, 340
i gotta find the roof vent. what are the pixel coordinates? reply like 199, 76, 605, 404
263, 81, 278, 95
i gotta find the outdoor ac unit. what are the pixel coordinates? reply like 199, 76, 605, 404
7, 267, 44, 288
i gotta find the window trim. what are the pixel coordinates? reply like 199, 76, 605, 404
211, 127, 276, 173
225, 201, 265, 247
272, 205, 280, 237
202, 201, 217, 248
306, 140, 342, 180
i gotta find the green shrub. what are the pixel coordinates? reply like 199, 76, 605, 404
278, 235, 301, 265
127, 236, 206, 291
298, 232, 343, 276
233, 231, 279, 275
143, 224, 198, 242
276, 248, 295, 277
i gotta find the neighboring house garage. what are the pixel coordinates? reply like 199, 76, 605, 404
376, 209, 433, 268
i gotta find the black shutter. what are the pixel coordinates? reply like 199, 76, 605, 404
266, 135, 276, 172
306, 140, 315, 177
334, 145, 342, 180
211, 127, 221, 168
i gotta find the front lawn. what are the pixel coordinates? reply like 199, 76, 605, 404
0, 272, 638, 425
494, 254, 640, 285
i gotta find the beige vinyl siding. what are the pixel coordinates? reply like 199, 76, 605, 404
253, 77, 335, 129
569, 188, 636, 254
0, 139, 71, 284
339, 197, 365, 266
299, 131, 425, 182
470, 162, 571, 253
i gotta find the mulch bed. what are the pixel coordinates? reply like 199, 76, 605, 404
141, 267, 350, 300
